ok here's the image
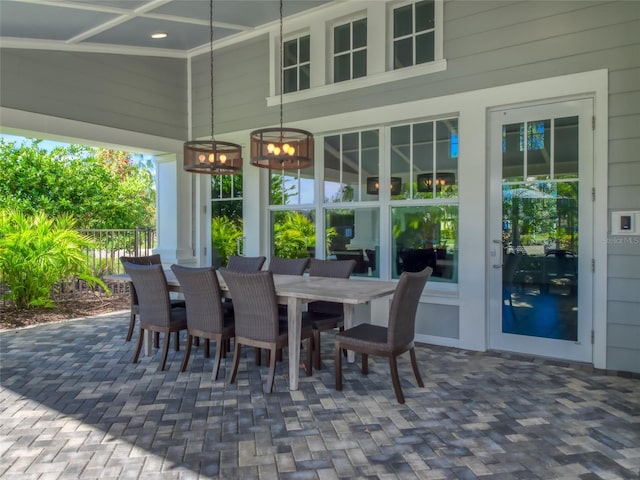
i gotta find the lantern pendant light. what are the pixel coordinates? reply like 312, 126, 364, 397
249, 0, 314, 170
183, 0, 242, 174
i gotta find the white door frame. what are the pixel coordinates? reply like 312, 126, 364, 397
487, 98, 594, 363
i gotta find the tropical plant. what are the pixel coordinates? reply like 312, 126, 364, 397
211, 216, 243, 267
0, 209, 109, 308
273, 211, 336, 259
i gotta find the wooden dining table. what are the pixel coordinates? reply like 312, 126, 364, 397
110, 270, 398, 391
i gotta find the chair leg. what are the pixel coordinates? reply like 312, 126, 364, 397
126, 312, 136, 342
255, 347, 262, 366
204, 339, 210, 358
389, 356, 405, 404
230, 342, 242, 384
304, 338, 313, 377
174, 331, 180, 351
362, 353, 369, 375
159, 332, 171, 371
335, 341, 343, 391
409, 347, 424, 388
212, 339, 223, 381
265, 346, 277, 393
132, 327, 144, 364
313, 329, 322, 370
180, 334, 193, 372
153, 331, 160, 349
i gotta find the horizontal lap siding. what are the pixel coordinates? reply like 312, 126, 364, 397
0, 50, 187, 140
191, 37, 274, 137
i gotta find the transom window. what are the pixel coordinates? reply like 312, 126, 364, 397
392, 0, 435, 69
333, 18, 367, 83
283, 35, 310, 93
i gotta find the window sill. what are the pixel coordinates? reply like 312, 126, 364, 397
267, 59, 448, 107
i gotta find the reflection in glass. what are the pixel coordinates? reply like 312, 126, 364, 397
326, 207, 380, 277
271, 209, 316, 259
501, 182, 579, 341
391, 205, 458, 282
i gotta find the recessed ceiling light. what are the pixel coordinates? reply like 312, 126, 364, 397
151, 32, 167, 39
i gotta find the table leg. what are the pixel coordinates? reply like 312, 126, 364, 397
287, 297, 302, 391
145, 330, 152, 356
343, 304, 356, 363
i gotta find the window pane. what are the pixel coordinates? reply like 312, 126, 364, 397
503, 122, 524, 182
436, 119, 458, 198
392, 205, 458, 282
299, 36, 310, 63
353, 18, 367, 48
284, 39, 297, 67
362, 130, 379, 201
415, 0, 435, 32
341, 133, 359, 202
394, 4, 413, 38
299, 64, 310, 90
394, 37, 413, 69
554, 116, 579, 178
334, 53, 350, 83
391, 125, 411, 199
413, 122, 434, 199
527, 119, 551, 179
324, 135, 342, 203
283, 67, 297, 93
271, 209, 316, 259
416, 31, 434, 64
326, 207, 380, 277
353, 50, 367, 78
334, 23, 350, 53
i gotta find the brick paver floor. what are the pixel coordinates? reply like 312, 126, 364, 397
1, 312, 639, 479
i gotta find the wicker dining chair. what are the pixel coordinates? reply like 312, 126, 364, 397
335, 266, 432, 404
123, 262, 188, 371
170, 265, 235, 380
119, 254, 185, 343
303, 258, 357, 370
267, 257, 309, 276
219, 269, 313, 393
226, 255, 266, 272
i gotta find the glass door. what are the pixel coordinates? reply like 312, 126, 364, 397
488, 99, 593, 362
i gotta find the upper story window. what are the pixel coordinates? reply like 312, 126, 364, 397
392, 0, 435, 69
283, 34, 310, 93
333, 18, 367, 83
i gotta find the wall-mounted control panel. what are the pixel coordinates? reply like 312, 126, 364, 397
611, 211, 640, 235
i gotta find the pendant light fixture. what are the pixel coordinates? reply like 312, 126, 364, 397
183, 0, 242, 174
249, 0, 314, 170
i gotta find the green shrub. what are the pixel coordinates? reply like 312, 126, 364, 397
0, 209, 109, 308
212, 216, 243, 267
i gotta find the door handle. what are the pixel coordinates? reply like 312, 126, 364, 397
492, 239, 503, 268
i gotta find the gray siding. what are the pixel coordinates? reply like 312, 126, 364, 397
0, 50, 188, 140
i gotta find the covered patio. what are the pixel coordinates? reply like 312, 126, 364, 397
1, 313, 638, 479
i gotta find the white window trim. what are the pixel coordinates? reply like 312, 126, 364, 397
329, 12, 368, 84
267, 0, 446, 107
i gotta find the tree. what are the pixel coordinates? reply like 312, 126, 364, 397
0, 139, 155, 229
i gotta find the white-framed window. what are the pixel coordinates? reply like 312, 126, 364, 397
323, 129, 380, 203
392, 0, 436, 69
332, 17, 367, 83
283, 34, 310, 93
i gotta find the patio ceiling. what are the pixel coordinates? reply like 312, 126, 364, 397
0, 0, 331, 57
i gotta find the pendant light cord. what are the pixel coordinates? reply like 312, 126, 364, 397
279, 0, 284, 135
210, 0, 215, 141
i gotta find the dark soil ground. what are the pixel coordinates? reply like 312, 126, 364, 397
0, 295, 131, 330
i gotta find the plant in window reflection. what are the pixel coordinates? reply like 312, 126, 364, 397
211, 216, 243, 267
273, 212, 336, 259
